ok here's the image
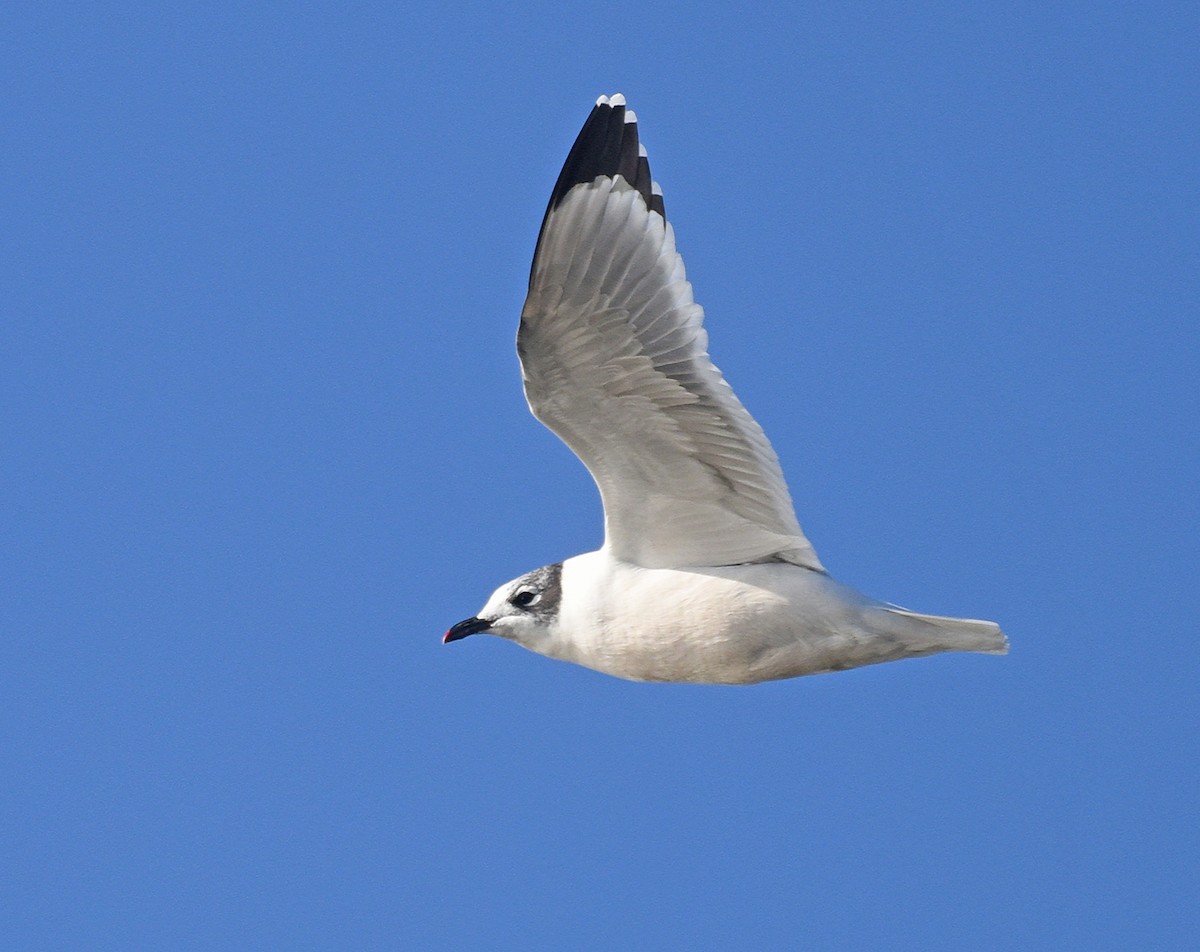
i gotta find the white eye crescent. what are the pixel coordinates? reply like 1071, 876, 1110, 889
511, 590, 539, 608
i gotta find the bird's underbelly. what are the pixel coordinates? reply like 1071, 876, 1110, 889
566, 569, 879, 684
585, 619, 800, 684
537, 559, 940, 685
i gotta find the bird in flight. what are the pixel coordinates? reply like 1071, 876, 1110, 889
445, 94, 1007, 684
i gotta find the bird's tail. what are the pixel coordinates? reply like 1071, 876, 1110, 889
881, 607, 1009, 655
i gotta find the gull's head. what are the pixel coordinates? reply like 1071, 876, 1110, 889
444, 562, 563, 650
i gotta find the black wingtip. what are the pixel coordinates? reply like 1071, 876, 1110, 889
529, 95, 667, 289
542, 94, 665, 220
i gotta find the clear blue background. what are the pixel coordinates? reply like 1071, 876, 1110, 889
5, 2, 1197, 948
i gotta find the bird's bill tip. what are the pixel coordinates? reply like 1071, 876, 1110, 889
443, 616, 492, 644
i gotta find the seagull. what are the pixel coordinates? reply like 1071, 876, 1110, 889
445, 94, 1008, 684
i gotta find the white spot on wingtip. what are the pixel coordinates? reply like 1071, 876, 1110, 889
624, 109, 638, 124
595, 94, 610, 106
651, 182, 663, 196
609, 92, 626, 106
638, 144, 648, 157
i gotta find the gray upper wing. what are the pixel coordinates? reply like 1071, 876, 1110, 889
518, 95, 822, 571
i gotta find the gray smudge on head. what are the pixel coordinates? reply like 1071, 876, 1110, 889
519, 562, 563, 619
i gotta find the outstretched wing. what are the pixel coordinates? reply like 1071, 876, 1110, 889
518, 95, 822, 571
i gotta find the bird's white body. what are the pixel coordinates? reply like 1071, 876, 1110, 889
482, 552, 1004, 684
444, 94, 1007, 683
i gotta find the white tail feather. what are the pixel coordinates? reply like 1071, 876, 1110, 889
883, 607, 1009, 655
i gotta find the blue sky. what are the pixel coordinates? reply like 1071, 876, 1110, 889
4, 2, 1197, 948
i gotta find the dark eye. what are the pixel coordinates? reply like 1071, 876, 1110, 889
511, 590, 537, 608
